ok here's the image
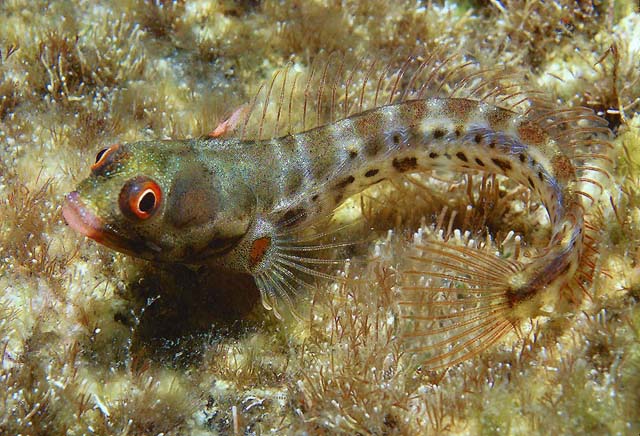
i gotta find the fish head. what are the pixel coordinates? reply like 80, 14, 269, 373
63, 140, 256, 265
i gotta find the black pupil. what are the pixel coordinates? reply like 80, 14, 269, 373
95, 148, 108, 163
139, 192, 156, 212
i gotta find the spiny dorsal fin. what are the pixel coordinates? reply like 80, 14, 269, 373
236, 52, 543, 141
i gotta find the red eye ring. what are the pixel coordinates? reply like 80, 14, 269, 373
119, 176, 162, 220
91, 144, 120, 171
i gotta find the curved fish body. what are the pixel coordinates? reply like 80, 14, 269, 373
63, 60, 610, 368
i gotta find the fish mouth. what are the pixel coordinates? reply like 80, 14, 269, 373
63, 191, 108, 243
63, 191, 162, 259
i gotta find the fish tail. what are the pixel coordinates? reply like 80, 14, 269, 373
398, 104, 612, 369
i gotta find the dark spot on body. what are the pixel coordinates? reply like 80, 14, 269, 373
433, 128, 445, 139
538, 171, 544, 181
392, 156, 418, 172
335, 175, 355, 189
429, 152, 439, 159
455, 127, 463, 137
349, 150, 358, 159
388, 130, 406, 146
519, 153, 526, 163
456, 152, 468, 162
365, 168, 379, 177
528, 176, 535, 188
474, 133, 483, 144
475, 158, 485, 166
365, 140, 382, 157
284, 170, 303, 197
311, 161, 330, 181
311, 194, 319, 202
492, 158, 512, 172
277, 208, 307, 227
488, 141, 496, 148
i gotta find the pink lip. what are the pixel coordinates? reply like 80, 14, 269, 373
62, 191, 106, 242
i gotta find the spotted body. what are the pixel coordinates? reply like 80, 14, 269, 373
63, 57, 610, 368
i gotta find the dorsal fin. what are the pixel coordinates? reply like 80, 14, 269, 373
236, 52, 544, 141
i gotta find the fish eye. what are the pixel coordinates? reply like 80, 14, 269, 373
91, 144, 120, 171
119, 176, 162, 220
94, 148, 108, 163
138, 190, 156, 213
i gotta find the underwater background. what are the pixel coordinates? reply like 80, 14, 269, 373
1, 0, 639, 434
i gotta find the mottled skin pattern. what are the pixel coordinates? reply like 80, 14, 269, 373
64, 94, 603, 364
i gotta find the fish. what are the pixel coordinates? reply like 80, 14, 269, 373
62, 54, 611, 368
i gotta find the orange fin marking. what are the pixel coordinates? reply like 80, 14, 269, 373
250, 237, 271, 267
